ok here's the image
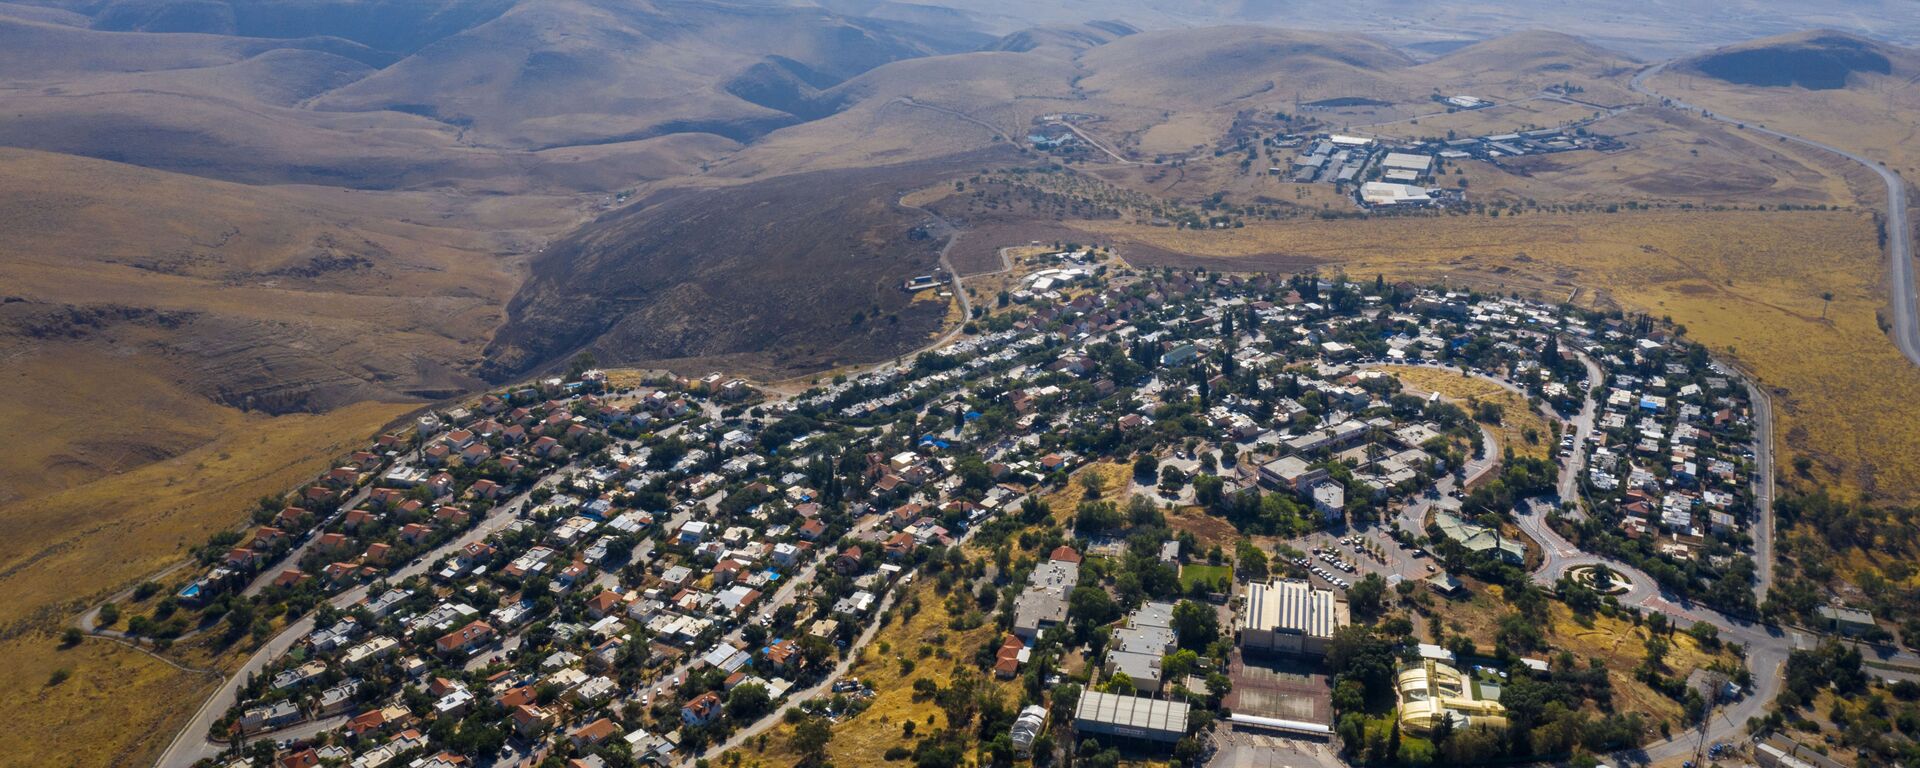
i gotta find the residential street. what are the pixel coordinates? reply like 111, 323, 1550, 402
155, 452, 600, 768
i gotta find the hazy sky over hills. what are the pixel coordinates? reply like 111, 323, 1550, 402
842, 0, 1920, 56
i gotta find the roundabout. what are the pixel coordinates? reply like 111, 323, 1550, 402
1567, 563, 1632, 595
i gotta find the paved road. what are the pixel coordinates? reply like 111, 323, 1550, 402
697, 570, 902, 760
1741, 375, 1778, 600
1499, 349, 1791, 765
1558, 354, 1603, 504
1630, 62, 1920, 368
1518, 491, 1796, 766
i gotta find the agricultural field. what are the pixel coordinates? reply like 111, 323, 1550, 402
1081, 208, 1920, 504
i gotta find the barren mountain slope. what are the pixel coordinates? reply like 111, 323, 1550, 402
483, 156, 1010, 381
982, 19, 1136, 58
0, 147, 579, 434
309, 0, 993, 148
1647, 31, 1920, 181
1411, 30, 1641, 103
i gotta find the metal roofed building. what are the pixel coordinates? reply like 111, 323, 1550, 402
1381, 152, 1434, 173
1239, 579, 1349, 656
1360, 182, 1435, 206
1073, 689, 1190, 744
1433, 512, 1524, 564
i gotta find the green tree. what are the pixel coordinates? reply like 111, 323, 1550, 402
727, 683, 771, 720
1133, 454, 1159, 481
1235, 540, 1268, 581
1347, 573, 1388, 619
1068, 586, 1119, 631
1171, 600, 1219, 650
792, 716, 833, 766
1162, 649, 1200, 682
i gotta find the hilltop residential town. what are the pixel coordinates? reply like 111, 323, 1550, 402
138, 255, 1796, 768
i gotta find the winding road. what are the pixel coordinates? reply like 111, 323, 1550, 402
1629, 62, 1920, 368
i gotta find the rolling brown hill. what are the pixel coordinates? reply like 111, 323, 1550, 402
0, 0, 990, 186
1679, 29, 1909, 90
305, 0, 992, 148
982, 19, 1136, 58
1075, 26, 1414, 111
0, 146, 579, 422
1647, 30, 1920, 183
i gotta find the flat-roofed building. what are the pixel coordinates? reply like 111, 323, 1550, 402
1361, 182, 1436, 206
1105, 601, 1178, 693
1381, 152, 1434, 174
1012, 559, 1079, 640
1258, 456, 1327, 491
1073, 689, 1190, 744
1816, 605, 1876, 637
1239, 579, 1348, 657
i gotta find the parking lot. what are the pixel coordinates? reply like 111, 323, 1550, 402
1285, 529, 1437, 593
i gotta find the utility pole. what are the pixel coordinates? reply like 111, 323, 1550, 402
1695, 670, 1725, 765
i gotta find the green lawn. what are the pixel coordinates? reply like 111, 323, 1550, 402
1178, 564, 1232, 591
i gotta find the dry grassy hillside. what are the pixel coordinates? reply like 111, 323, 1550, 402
920, 0, 1920, 58
1459, 108, 1869, 208
0, 0, 986, 188
0, 148, 579, 491
0, 399, 408, 768
1410, 30, 1641, 103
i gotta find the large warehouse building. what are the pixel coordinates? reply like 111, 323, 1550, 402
1239, 579, 1349, 657
1073, 690, 1191, 744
